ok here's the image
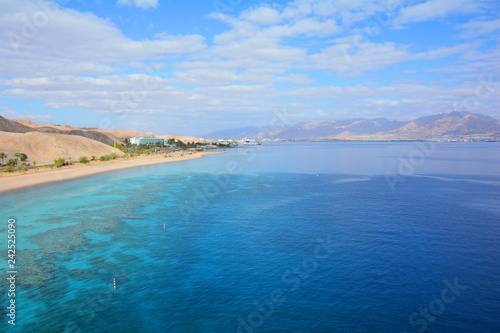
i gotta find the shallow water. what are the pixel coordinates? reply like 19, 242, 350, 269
1, 142, 500, 332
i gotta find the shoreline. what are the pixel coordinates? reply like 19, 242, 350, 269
0, 151, 222, 195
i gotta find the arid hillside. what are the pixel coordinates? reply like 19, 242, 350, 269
0, 131, 125, 164
13, 119, 149, 144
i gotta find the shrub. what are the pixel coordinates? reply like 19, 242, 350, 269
54, 157, 66, 168
99, 154, 119, 162
79, 156, 90, 164
6, 165, 13, 172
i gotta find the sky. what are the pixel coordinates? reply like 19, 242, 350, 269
0, 0, 499, 136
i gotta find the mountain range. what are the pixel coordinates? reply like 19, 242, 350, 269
204, 112, 500, 140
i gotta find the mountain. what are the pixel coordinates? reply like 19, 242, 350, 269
0, 116, 36, 133
0, 131, 124, 164
392, 112, 500, 138
210, 112, 500, 140
0, 116, 128, 164
13, 119, 121, 145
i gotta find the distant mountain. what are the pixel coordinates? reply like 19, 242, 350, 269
0, 116, 36, 133
209, 112, 500, 140
390, 112, 500, 138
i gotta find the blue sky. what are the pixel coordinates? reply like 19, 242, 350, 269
0, 0, 499, 136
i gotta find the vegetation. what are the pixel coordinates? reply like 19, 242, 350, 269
99, 153, 119, 161
79, 156, 90, 164
114, 138, 204, 157
14, 152, 28, 162
17, 162, 26, 172
6, 165, 13, 173
0, 152, 6, 165
7, 159, 17, 167
54, 157, 66, 168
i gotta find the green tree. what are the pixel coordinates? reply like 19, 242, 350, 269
32, 161, 37, 169
7, 159, 17, 166
13, 152, 28, 162
54, 157, 66, 168
0, 152, 7, 165
79, 156, 90, 164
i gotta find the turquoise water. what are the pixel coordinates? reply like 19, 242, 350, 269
1, 142, 500, 332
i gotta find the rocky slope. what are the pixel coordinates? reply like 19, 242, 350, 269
0, 131, 125, 164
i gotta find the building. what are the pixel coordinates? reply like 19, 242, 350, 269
130, 136, 165, 145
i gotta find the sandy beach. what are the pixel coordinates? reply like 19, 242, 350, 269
0, 151, 221, 194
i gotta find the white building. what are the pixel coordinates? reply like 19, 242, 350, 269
130, 136, 165, 145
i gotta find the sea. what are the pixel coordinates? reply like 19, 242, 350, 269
1, 142, 499, 332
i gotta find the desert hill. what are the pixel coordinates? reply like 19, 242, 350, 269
0, 116, 36, 133
13, 119, 151, 144
0, 131, 125, 164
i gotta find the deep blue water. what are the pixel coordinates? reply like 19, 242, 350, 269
1, 142, 500, 332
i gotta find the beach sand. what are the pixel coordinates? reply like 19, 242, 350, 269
0, 151, 221, 194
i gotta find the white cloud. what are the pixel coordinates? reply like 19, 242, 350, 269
394, 0, 488, 26
0, 106, 53, 123
457, 15, 500, 38
307, 36, 480, 76
308, 39, 411, 76
0, 0, 204, 77
240, 6, 281, 25
117, 0, 159, 10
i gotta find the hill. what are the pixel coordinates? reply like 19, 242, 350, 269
0, 131, 125, 164
12, 119, 133, 145
0, 116, 36, 133
210, 112, 500, 140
